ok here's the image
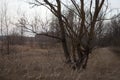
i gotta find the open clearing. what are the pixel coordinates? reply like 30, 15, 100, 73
0, 47, 120, 80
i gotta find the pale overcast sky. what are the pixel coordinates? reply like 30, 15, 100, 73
0, 0, 120, 21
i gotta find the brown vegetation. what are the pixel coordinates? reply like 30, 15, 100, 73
0, 46, 120, 80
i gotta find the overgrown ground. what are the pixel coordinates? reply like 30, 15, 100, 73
0, 46, 120, 80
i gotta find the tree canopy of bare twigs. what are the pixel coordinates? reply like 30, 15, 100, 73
27, 0, 111, 70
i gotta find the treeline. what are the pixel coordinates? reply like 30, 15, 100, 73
97, 13, 120, 47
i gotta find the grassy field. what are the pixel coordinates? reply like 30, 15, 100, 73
0, 46, 120, 80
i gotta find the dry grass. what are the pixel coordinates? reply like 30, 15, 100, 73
0, 46, 120, 80
110, 47, 120, 56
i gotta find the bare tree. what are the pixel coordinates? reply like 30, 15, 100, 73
16, 17, 27, 45
28, 0, 108, 70
0, 1, 11, 54
0, 5, 4, 54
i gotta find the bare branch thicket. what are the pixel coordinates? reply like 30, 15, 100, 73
0, 2, 10, 54
0, 1, 17, 54
99, 13, 120, 47
0, 8, 4, 54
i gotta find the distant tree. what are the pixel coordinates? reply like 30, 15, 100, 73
16, 17, 27, 45
0, 1, 11, 54
101, 13, 120, 47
